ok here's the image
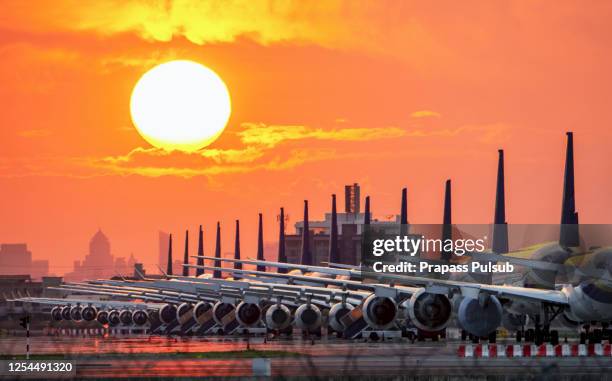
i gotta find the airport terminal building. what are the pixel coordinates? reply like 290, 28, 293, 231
284, 183, 401, 266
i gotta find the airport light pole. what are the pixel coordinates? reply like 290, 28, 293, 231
19, 315, 30, 360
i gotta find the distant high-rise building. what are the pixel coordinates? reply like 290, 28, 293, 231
64, 229, 120, 281
0, 244, 32, 274
344, 183, 361, 213
0, 243, 49, 280
90, 230, 112, 260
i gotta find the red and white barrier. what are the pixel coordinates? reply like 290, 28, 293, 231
51, 327, 107, 336
458, 343, 612, 358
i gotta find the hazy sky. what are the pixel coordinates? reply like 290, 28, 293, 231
1, 1, 610, 274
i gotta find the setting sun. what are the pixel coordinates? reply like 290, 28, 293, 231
130, 60, 231, 152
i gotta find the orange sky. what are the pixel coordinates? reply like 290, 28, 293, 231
1, 1, 611, 275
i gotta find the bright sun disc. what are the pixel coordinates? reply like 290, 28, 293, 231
130, 60, 231, 152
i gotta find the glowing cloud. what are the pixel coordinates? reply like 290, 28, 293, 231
411, 110, 441, 119
238, 123, 406, 148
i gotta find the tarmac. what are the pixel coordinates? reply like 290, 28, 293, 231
1, 335, 611, 379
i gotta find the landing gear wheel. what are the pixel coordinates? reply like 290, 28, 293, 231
604, 328, 611, 342
516, 330, 523, 343
550, 330, 559, 345
535, 331, 544, 346
592, 329, 603, 344
525, 329, 535, 342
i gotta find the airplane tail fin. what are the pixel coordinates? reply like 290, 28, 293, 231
441, 179, 452, 262
329, 194, 340, 264
559, 132, 580, 248
492, 149, 509, 254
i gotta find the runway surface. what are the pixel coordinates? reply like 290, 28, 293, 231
0, 335, 459, 357
63, 356, 612, 378
1, 336, 610, 379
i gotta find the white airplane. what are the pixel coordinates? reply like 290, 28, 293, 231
16, 296, 161, 328
203, 254, 612, 345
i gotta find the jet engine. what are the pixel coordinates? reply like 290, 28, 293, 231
235, 301, 262, 328
212, 302, 236, 326
406, 290, 452, 332
577, 248, 612, 283
558, 312, 581, 330
328, 302, 354, 332
457, 294, 503, 337
69, 305, 83, 321
61, 306, 72, 320
132, 310, 149, 326
294, 303, 322, 331
81, 305, 98, 321
563, 281, 612, 322
96, 310, 109, 325
50, 306, 62, 321
176, 303, 194, 326
119, 310, 133, 325
158, 304, 178, 325
108, 310, 121, 327
264, 304, 292, 330
526, 243, 571, 288
363, 294, 398, 330
193, 301, 213, 325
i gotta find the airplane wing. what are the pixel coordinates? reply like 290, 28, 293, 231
365, 272, 569, 305
187, 263, 419, 298
101, 274, 368, 306
49, 284, 200, 305
201, 257, 569, 306
194, 255, 354, 277
15, 296, 161, 310
326, 262, 360, 270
